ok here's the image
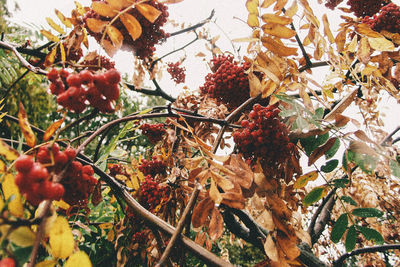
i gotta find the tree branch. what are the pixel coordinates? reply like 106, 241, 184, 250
169, 9, 215, 37
333, 244, 400, 267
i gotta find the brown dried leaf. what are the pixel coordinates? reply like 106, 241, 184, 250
43, 117, 65, 142
106, 0, 126, 10
335, 29, 347, 53
261, 14, 292, 25
195, 231, 206, 245
261, 36, 297, 57
86, 18, 108, 33
192, 197, 214, 228
106, 25, 123, 50
308, 137, 337, 166
18, 102, 36, 147
210, 170, 234, 192
324, 88, 358, 121
357, 37, 371, 64
120, 13, 142, 41
91, 181, 103, 206
248, 71, 263, 97
274, 0, 288, 11
136, 4, 162, 23
91, 2, 118, 17
267, 194, 291, 220
256, 210, 275, 231
208, 208, 224, 241
102, 38, 118, 57
210, 178, 223, 204
262, 23, 296, 39
264, 235, 279, 262
276, 231, 300, 260
355, 23, 382, 38
334, 114, 350, 127
225, 154, 253, 189
221, 190, 246, 209
322, 14, 334, 44
349, 141, 377, 156
354, 130, 374, 143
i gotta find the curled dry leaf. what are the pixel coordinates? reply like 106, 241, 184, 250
261, 36, 297, 57
225, 154, 254, 189
276, 231, 300, 260
208, 208, 224, 241
106, 25, 123, 49
18, 102, 36, 147
324, 88, 358, 121
221, 191, 246, 209
267, 194, 291, 220
256, 209, 275, 231
210, 170, 234, 191
120, 13, 142, 41
261, 14, 292, 25
308, 137, 337, 166
322, 14, 334, 44
191, 197, 214, 228
43, 117, 65, 142
262, 23, 296, 39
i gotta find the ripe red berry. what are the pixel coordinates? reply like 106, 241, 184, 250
104, 68, 121, 84
79, 70, 94, 84
28, 163, 49, 182
15, 155, 34, 173
66, 74, 82, 87
47, 68, 59, 82
0, 257, 16, 267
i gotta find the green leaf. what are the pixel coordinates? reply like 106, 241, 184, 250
352, 208, 383, 218
331, 213, 348, 243
357, 226, 384, 245
332, 178, 349, 188
345, 225, 357, 252
313, 107, 324, 120
342, 151, 348, 172
390, 160, 400, 178
347, 150, 377, 175
300, 133, 329, 156
303, 186, 326, 206
341, 196, 357, 206
321, 159, 339, 173
325, 138, 340, 159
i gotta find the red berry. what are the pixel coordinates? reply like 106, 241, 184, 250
79, 70, 94, 84
104, 68, 121, 84
15, 155, 34, 173
82, 165, 94, 176
64, 147, 77, 160
47, 68, 59, 82
28, 163, 49, 182
66, 74, 82, 86
0, 258, 16, 267
55, 152, 68, 166
102, 84, 120, 101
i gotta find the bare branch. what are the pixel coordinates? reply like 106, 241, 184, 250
169, 9, 215, 37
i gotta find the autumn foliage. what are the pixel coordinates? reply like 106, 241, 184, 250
1, 0, 400, 266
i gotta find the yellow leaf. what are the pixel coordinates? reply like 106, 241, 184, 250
107, 228, 115, 241
9, 226, 36, 247
3, 173, 24, 217
120, 13, 142, 41
357, 37, 371, 64
35, 260, 57, 267
86, 18, 108, 33
53, 199, 70, 210
262, 23, 296, 38
293, 171, 318, 189
335, 29, 347, 53
59, 43, 66, 63
55, 9, 72, 28
248, 71, 263, 97
0, 140, 19, 161
247, 14, 259, 27
74, 1, 86, 16
44, 46, 57, 67
136, 4, 162, 23
264, 235, 279, 262
49, 216, 74, 259
18, 102, 36, 147
91, 2, 118, 17
65, 251, 92, 267
46, 17, 65, 35
261, 0, 276, 8
98, 223, 113, 229
40, 29, 60, 43
355, 23, 382, 38
261, 36, 297, 56
246, 0, 259, 15
274, 0, 288, 10
322, 14, 334, 44
106, 25, 123, 50
261, 14, 292, 25
368, 37, 395, 52
285, 1, 298, 17
43, 117, 65, 142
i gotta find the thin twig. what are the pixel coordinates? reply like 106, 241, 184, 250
156, 183, 201, 266
2, 69, 29, 99
169, 9, 215, 37
333, 244, 400, 267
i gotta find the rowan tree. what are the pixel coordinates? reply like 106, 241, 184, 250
0, 0, 400, 266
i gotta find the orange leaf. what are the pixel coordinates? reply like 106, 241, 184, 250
357, 37, 371, 64
208, 208, 224, 241
261, 0, 276, 8
334, 114, 350, 127
261, 14, 292, 25
322, 14, 334, 43
106, 0, 126, 10
210, 170, 234, 192
335, 29, 347, 53
192, 198, 214, 228
210, 178, 223, 204
308, 137, 337, 166
43, 118, 65, 142
44, 46, 57, 67
262, 23, 296, 38
120, 13, 142, 41
324, 88, 358, 121
276, 231, 300, 260
91, 2, 118, 17
86, 18, 108, 33
106, 25, 123, 50
261, 36, 297, 57
274, 0, 288, 10
221, 192, 245, 209
18, 102, 36, 147
135, 4, 162, 23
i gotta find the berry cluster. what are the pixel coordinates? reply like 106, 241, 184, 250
232, 104, 295, 167
140, 123, 166, 144
131, 231, 146, 244
200, 55, 251, 109
362, 3, 400, 34
347, 0, 385, 17
325, 0, 344, 9
139, 175, 169, 211
138, 157, 166, 177
80, 55, 116, 71
84, 0, 169, 59
35, 144, 98, 206
47, 68, 121, 113
108, 163, 128, 177
167, 62, 186, 84
15, 152, 65, 206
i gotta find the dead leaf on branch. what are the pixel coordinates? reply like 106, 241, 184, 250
43, 117, 65, 142
120, 13, 142, 41
224, 154, 254, 189
264, 234, 279, 262
262, 23, 296, 39
192, 197, 214, 229
308, 137, 338, 166
276, 231, 300, 260
18, 102, 36, 147
261, 36, 297, 57
136, 4, 162, 23
261, 13, 292, 25
208, 208, 224, 241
